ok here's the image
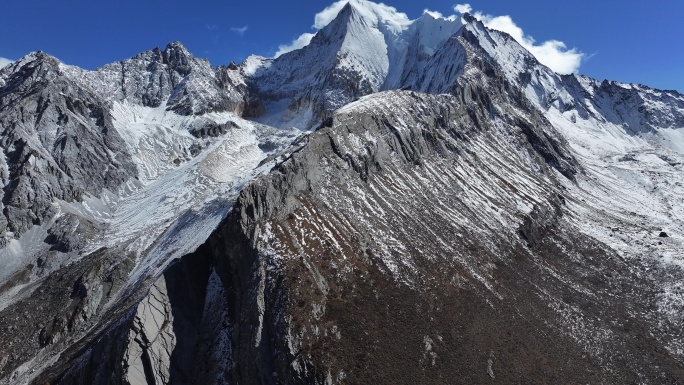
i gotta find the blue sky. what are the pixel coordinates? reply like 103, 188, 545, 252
1, 0, 682, 92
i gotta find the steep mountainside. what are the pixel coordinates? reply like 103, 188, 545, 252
203, 89, 683, 384
0, 1, 683, 384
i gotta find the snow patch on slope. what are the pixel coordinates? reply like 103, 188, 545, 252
544, 84, 684, 325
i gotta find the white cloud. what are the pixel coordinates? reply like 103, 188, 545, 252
454, 5, 583, 74
275, 0, 347, 58
275, 33, 316, 58
230, 26, 248, 37
313, 0, 349, 29
312, 0, 410, 31
0, 57, 12, 69
276, 0, 411, 58
422, 9, 457, 22
583, 52, 598, 63
454, 3, 472, 14
422, 9, 444, 19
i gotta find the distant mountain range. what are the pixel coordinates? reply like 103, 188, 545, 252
1, 1, 683, 384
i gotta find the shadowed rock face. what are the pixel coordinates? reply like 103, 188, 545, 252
0, 246, 137, 384
0, 52, 137, 236
47, 249, 214, 385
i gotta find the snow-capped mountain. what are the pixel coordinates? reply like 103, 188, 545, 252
61, 41, 245, 116
1, 1, 683, 384
244, 2, 466, 128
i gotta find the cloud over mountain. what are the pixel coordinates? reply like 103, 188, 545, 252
454, 3, 583, 74
0, 57, 13, 69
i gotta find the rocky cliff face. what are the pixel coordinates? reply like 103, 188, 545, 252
1, 1, 684, 384
0, 52, 137, 238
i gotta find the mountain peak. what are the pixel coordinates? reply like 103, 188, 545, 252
13, 50, 60, 68
164, 41, 190, 54
162, 41, 193, 76
342, 0, 411, 34
339, 0, 354, 13
461, 12, 478, 24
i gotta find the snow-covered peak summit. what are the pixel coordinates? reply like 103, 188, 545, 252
411, 11, 464, 55
245, 0, 403, 128
3, 50, 56, 70
240, 0, 682, 135
50, 41, 246, 116
164, 40, 191, 54
0, 50, 66, 83
0, 50, 71, 91
342, 0, 412, 34
324, 1, 462, 54
246, 0, 468, 128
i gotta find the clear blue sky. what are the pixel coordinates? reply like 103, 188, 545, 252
1, 0, 682, 92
